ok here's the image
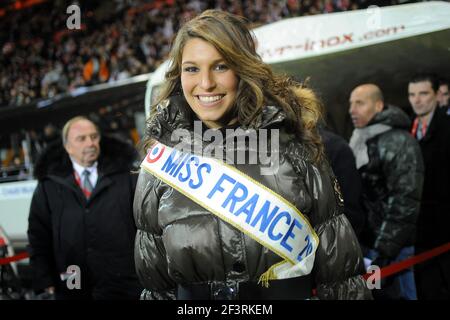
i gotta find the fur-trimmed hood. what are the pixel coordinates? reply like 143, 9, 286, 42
34, 135, 138, 181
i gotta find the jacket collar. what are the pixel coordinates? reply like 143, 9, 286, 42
147, 95, 287, 146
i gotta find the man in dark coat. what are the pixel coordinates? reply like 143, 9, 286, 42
320, 128, 364, 238
27, 116, 143, 300
349, 84, 424, 300
408, 74, 450, 300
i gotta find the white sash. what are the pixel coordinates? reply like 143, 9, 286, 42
141, 142, 319, 286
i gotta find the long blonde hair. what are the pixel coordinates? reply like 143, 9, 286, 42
147, 9, 324, 163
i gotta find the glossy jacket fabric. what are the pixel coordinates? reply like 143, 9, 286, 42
358, 105, 424, 259
134, 96, 372, 300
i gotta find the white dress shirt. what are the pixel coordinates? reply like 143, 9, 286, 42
71, 159, 98, 189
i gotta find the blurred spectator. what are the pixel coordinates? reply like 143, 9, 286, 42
10, 155, 28, 179
3, 155, 28, 180
42, 124, 60, 146
437, 78, 449, 111
27, 124, 60, 163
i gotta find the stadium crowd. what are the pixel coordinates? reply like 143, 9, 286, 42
1, 0, 411, 108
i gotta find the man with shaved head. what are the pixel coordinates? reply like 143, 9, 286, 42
28, 116, 143, 299
349, 84, 424, 300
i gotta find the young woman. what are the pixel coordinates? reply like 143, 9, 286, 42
133, 10, 371, 300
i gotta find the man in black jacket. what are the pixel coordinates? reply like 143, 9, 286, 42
408, 74, 450, 300
27, 116, 143, 299
349, 84, 424, 300
320, 128, 364, 238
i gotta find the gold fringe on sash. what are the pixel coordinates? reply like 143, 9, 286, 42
258, 260, 286, 288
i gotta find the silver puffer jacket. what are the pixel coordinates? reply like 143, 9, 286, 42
134, 96, 372, 300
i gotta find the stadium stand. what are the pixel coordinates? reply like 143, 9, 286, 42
1, 0, 413, 108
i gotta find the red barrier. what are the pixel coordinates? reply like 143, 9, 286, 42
0, 252, 29, 265
364, 242, 450, 280
1, 243, 449, 279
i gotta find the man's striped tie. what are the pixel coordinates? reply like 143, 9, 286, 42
82, 169, 94, 198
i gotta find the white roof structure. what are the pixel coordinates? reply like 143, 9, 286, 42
253, 1, 450, 64
146, 1, 450, 120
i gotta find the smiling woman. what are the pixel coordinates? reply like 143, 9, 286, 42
134, 9, 372, 300
180, 38, 239, 129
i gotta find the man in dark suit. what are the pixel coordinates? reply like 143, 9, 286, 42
408, 74, 450, 300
